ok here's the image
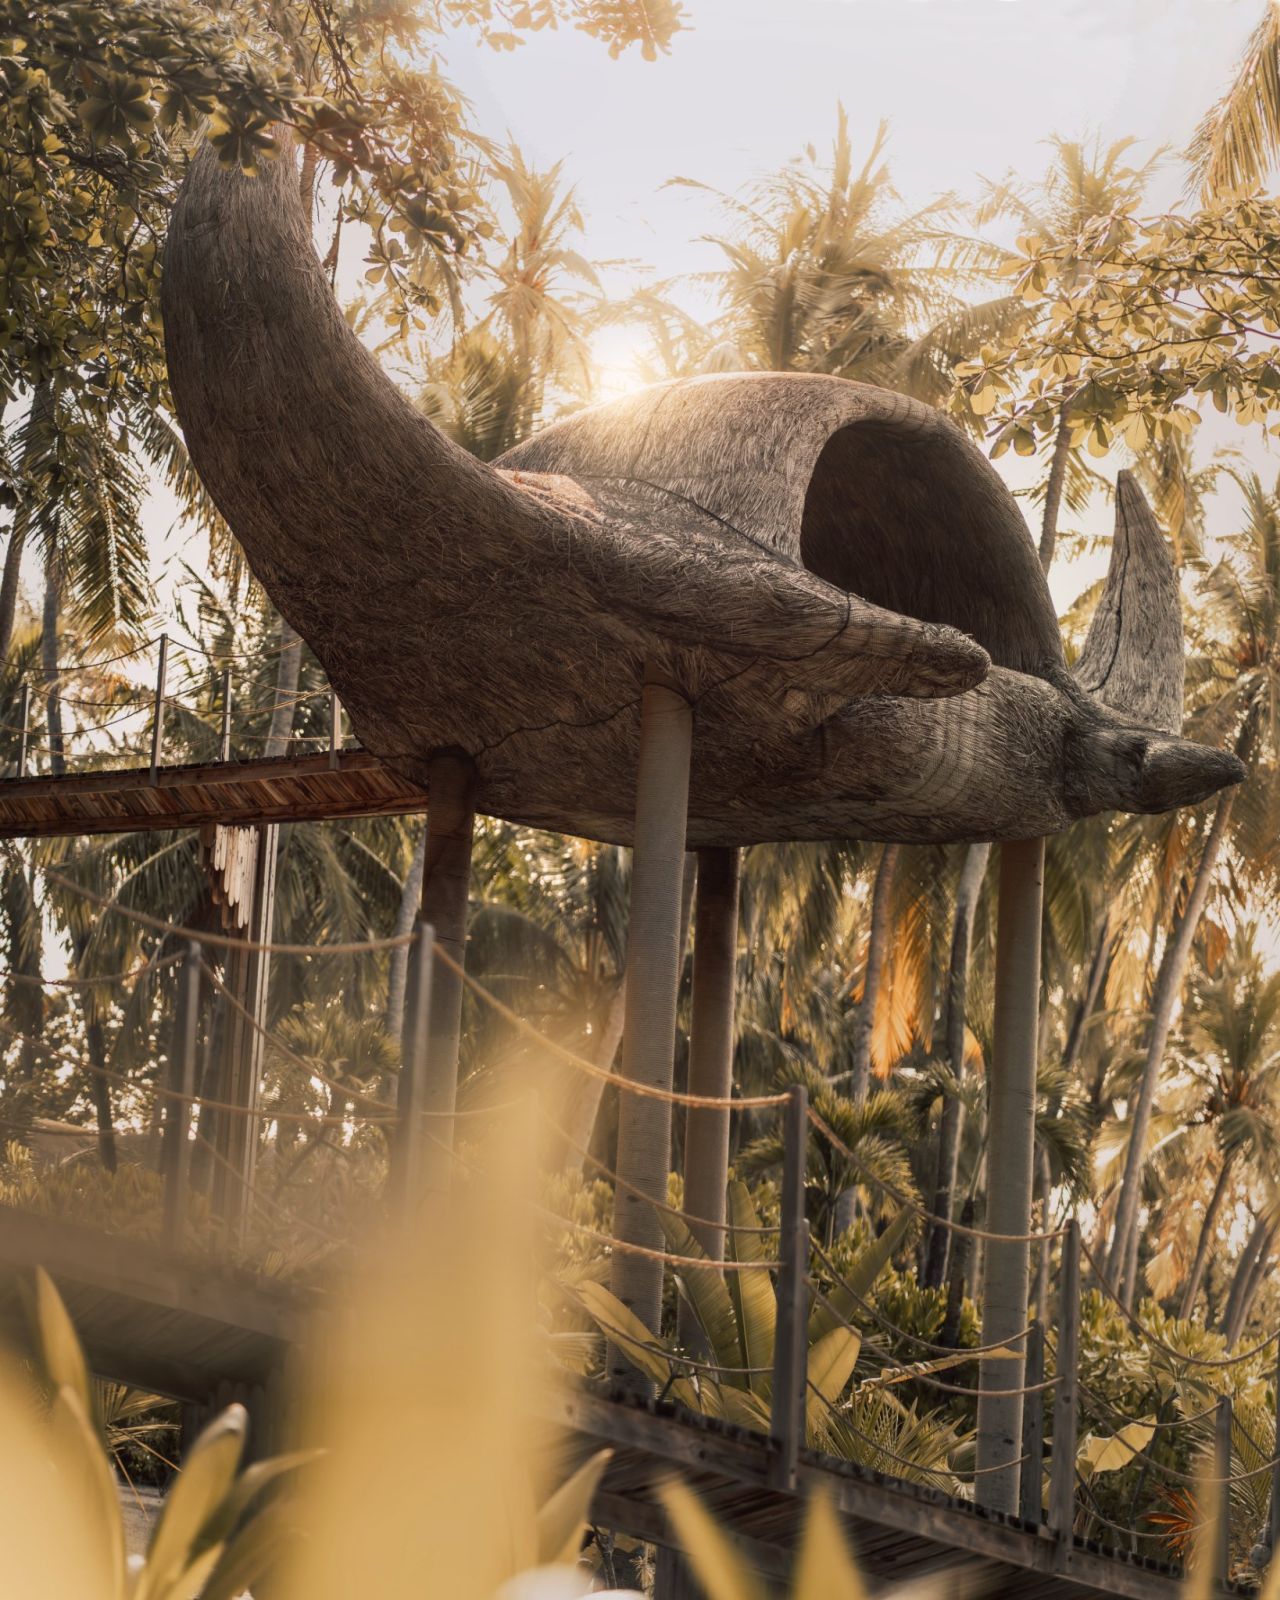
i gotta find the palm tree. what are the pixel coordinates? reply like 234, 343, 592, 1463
690, 109, 998, 384
1161, 929, 1280, 1319
1189, 2, 1280, 197
974, 136, 1166, 570
1107, 470, 1280, 1299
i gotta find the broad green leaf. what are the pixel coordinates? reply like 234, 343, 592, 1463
805, 1325, 861, 1435
657, 1480, 766, 1600
658, 1210, 739, 1374
536, 1449, 612, 1567
808, 1209, 911, 1344
1076, 1419, 1155, 1477
31, 1268, 92, 1416
793, 1488, 867, 1600
197, 1499, 293, 1600
135, 1405, 247, 1600
50, 1385, 125, 1600
574, 1283, 673, 1390
724, 1182, 776, 1385
194, 1448, 321, 1555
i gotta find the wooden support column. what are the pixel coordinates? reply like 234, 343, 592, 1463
976, 835, 1044, 1514
608, 667, 693, 1392
418, 749, 477, 1190
211, 822, 278, 1233
676, 846, 740, 1351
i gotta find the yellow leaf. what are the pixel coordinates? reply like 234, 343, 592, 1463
793, 1488, 867, 1600
535, 1449, 612, 1567
657, 1480, 767, 1600
1076, 1420, 1154, 1477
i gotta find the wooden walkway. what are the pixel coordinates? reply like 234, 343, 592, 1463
0, 1204, 1227, 1600
0, 750, 427, 838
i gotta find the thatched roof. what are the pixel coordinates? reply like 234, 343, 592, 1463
161, 142, 1242, 846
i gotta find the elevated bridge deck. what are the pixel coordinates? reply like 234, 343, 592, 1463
0, 1202, 1211, 1600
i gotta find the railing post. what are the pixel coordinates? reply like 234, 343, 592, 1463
1020, 1319, 1045, 1525
161, 940, 200, 1250
1213, 1393, 1232, 1587
769, 1083, 809, 1492
220, 668, 232, 763
329, 692, 341, 769
390, 921, 434, 1220
149, 633, 169, 783
1270, 1342, 1280, 1561
1048, 1220, 1081, 1542
16, 682, 30, 778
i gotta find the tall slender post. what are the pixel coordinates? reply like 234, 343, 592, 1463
162, 941, 200, 1250
210, 823, 277, 1236
329, 692, 341, 768
390, 922, 434, 1220
16, 682, 30, 778
419, 750, 477, 1192
677, 847, 741, 1351
149, 633, 169, 782
1213, 1394, 1233, 1586
1048, 1220, 1081, 1541
219, 668, 232, 763
770, 1083, 809, 1491
1019, 1320, 1045, 1524
608, 667, 693, 1391
976, 836, 1045, 1513
1270, 1342, 1280, 1560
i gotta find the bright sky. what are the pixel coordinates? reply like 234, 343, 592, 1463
126, 0, 1272, 626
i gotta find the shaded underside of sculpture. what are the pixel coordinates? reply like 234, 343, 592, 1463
161, 141, 1242, 846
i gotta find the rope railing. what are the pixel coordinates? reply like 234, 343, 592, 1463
2, 902, 1278, 1560
4, 628, 347, 781
806, 1105, 1069, 1244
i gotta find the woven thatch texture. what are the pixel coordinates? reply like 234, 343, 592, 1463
162, 143, 1242, 846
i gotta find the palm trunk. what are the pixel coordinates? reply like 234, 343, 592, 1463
41, 554, 64, 777
680, 849, 740, 1255
263, 616, 302, 758
608, 670, 693, 1391
1107, 792, 1234, 1303
1224, 1221, 1275, 1347
976, 836, 1044, 1514
559, 975, 627, 1167
0, 380, 53, 663
1038, 408, 1072, 573
385, 817, 427, 1043
847, 842, 900, 1106
564, 852, 694, 1171
1219, 1215, 1267, 1342
835, 842, 900, 1234
1178, 1154, 1236, 1319
417, 751, 477, 1190
83, 1015, 118, 1173
924, 841, 990, 1287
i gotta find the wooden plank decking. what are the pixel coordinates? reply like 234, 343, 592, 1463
0, 750, 428, 837
0, 1202, 1229, 1599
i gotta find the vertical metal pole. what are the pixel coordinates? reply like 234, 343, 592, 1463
1048, 1220, 1081, 1541
1213, 1394, 1232, 1586
162, 941, 200, 1250
149, 633, 169, 783
1019, 1320, 1045, 1524
16, 682, 30, 778
419, 751, 477, 1196
1270, 1343, 1280, 1559
769, 1083, 809, 1492
220, 668, 232, 763
391, 922, 434, 1220
607, 669, 693, 1392
977, 835, 1045, 1513
329, 692, 341, 769
211, 823, 277, 1237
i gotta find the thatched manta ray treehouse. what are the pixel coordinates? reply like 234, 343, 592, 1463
163, 138, 1242, 1500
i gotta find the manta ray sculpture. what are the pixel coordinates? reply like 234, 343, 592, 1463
162, 140, 1242, 843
